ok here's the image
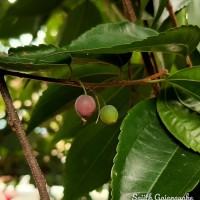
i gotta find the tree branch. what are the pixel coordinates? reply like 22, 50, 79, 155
1, 69, 168, 89
141, 52, 160, 96
121, 0, 161, 95
166, 0, 192, 67
166, 0, 178, 27
121, 0, 136, 22
0, 73, 50, 200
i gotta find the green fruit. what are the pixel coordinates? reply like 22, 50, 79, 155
100, 105, 118, 124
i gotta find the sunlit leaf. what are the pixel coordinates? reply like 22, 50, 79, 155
65, 21, 200, 55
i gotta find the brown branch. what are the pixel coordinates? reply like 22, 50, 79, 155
166, 0, 192, 67
121, 0, 137, 22
121, 0, 162, 95
0, 73, 50, 200
121, 0, 137, 105
141, 52, 160, 96
1, 69, 168, 89
166, 0, 178, 27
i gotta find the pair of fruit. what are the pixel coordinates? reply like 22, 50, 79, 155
75, 94, 118, 124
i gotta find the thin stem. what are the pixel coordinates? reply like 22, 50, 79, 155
121, 0, 137, 22
1, 69, 168, 89
121, 0, 161, 95
166, 0, 178, 27
0, 74, 50, 200
166, 0, 193, 67
79, 81, 87, 95
93, 92, 101, 124
141, 52, 160, 96
128, 61, 135, 107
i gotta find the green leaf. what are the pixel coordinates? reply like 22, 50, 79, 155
65, 21, 200, 55
72, 53, 132, 68
175, 87, 200, 113
5, 44, 71, 64
157, 66, 200, 152
64, 121, 120, 200
0, 45, 72, 72
167, 66, 200, 97
112, 98, 200, 199
58, 0, 102, 46
157, 84, 200, 152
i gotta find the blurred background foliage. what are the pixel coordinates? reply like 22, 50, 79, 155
0, 0, 127, 187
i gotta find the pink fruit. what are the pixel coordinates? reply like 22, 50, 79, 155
75, 95, 96, 121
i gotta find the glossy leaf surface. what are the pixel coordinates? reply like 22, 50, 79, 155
167, 66, 200, 97
175, 87, 200, 113
64, 121, 120, 200
112, 98, 200, 199
157, 67, 200, 152
65, 21, 200, 55
157, 84, 200, 152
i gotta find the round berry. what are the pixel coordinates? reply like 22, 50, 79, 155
100, 105, 118, 124
75, 95, 96, 121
